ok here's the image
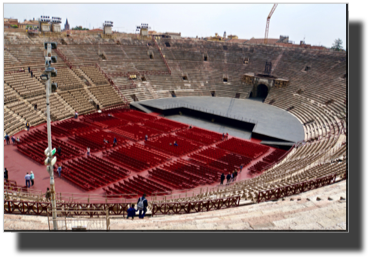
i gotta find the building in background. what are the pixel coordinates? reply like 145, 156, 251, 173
64, 18, 70, 31
19, 18, 39, 30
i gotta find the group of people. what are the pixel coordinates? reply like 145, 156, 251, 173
4, 134, 18, 145
220, 165, 244, 185
222, 132, 229, 140
24, 171, 35, 188
126, 194, 148, 220
169, 141, 178, 146
102, 137, 118, 146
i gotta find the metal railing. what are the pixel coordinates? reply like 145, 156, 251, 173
257, 174, 336, 203
151, 196, 240, 216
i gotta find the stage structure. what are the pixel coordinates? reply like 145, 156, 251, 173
136, 23, 151, 36
103, 21, 113, 35
39, 16, 51, 32
51, 17, 62, 33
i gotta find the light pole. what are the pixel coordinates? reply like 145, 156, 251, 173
43, 42, 58, 230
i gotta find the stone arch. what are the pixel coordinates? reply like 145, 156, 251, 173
256, 84, 269, 100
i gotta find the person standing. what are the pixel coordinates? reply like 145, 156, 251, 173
25, 172, 31, 188
4, 168, 9, 183
226, 173, 231, 184
45, 188, 51, 201
57, 165, 62, 177
226, 132, 228, 139
87, 147, 90, 156
30, 171, 35, 186
30, 71, 33, 78
113, 137, 117, 146
137, 194, 148, 219
233, 169, 238, 182
28, 66, 30, 73
145, 135, 148, 141
74, 111, 78, 119
220, 173, 225, 185
4, 133, 10, 145
11, 136, 16, 144
57, 146, 62, 157
222, 133, 225, 140
26, 122, 30, 131
240, 164, 243, 173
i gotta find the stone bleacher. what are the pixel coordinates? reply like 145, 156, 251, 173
27, 93, 74, 121
5, 71, 45, 98
88, 85, 124, 108
57, 88, 95, 115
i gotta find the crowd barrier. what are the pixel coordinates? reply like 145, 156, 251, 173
151, 196, 240, 216
257, 174, 336, 203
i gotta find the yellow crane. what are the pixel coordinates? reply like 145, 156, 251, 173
264, 4, 278, 44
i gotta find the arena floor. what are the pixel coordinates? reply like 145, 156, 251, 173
4, 111, 279, 203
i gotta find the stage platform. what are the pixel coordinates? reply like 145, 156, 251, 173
135, 97, 305, 143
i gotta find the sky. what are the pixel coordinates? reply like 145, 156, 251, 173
4, 3, 346, 48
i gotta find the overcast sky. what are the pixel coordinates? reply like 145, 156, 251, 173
4, 3, 346, 48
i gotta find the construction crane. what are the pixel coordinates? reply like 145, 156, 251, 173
264, 4, 278, 44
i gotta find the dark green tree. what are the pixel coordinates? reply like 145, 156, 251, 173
331, 38, 344, 51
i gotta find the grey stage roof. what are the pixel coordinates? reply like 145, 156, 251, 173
137, 97, 305, 143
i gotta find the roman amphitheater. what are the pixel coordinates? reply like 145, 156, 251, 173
3, 28, 346, 230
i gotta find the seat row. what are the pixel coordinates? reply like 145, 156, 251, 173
216, 138, 270, 159
104, 175, 171, 198
104, 144, 170, 172
145, 135, 201, 156
57, 155, 130, 191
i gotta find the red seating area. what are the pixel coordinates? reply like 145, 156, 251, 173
190, 147, 253, 171
148, 168, 194, 189
84, 115, 127, 129
104, 144, 171, 172
216, 137, 270, 159
191, 127, 223, 140
248, 149, 287, 174
176, 127, 222, 145
162, 159, 221, 186
152, 118, 188, 131
104, 175, 171, 198
111, 124, 163, 141
57, 155, 130, 191
248, 161, 272, 174
68, 129, 129, 152
189, 154, 231, 172
18, 129, 47, 144
113, 111, 154, 124
142, 119, 178, 133
53, 120, 97, 135
262, 149, 287, 163
119, 109, 157, 121
18, 138, 84, 164
145, 135, 201, 156
13, 109, 287, 196
49, 125, 69, 137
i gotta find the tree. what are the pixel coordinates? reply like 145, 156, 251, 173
72, 26, 89, 31
331, 38, 344, 51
